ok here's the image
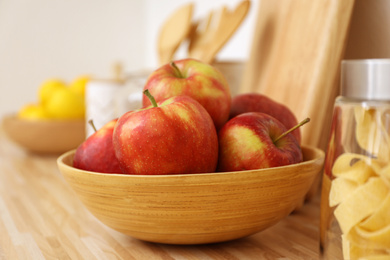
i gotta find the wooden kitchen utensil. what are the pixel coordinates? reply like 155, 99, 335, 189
240, 0, 355, 198
58, 146, 324, 245
2, 114, 85, 154
241, 0, 355, 151
188, 0, 250, 64
158, 3, 193, 65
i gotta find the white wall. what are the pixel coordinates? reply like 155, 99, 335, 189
0, 0, 258, 117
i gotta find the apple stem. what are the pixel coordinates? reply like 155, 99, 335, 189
143, 89, 158, 108
170, 62, 184, 78
273, 118, 310, 143
88, 119, 97, 133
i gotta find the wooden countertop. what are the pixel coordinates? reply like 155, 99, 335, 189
0, 128, 321, 260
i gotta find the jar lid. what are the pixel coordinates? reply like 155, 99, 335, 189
341, 59, 390, 100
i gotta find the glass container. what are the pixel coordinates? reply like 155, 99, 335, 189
320, 59, 390, 259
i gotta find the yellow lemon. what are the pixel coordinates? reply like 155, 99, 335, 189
18, 103, 49, 120
69, 75, 90, 98
38, 79, 67, 105
45, 88, 85, 119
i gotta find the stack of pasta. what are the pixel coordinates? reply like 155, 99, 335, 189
329, 107, 390, 259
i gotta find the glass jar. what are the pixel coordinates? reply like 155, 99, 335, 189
320, 59, 390, 259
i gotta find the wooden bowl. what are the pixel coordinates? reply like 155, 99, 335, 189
2, 114, 85, 154
57, 146, 324, 245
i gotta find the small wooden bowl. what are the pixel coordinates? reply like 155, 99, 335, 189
57, 146, 324, 245
2, 114, 85, 154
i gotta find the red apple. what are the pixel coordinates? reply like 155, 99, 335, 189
217, 112, 307, 172
142, 58, 231, 130
73, 119, 122, 174
230, 93, 301, 143
113, 90, 218, 175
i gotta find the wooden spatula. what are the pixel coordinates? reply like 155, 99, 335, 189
188, 0, 250, 64
158, 3, 193, 65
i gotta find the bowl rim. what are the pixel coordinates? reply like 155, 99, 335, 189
57, 145, 325, 178
2, 113, 85, 124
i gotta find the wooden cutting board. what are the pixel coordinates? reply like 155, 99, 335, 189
240, 0, 355, 152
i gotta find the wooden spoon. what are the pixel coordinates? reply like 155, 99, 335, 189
188, 0, 250, 64
158, 3, 194, 65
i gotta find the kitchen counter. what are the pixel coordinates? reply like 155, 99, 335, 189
0, 128, 322, 260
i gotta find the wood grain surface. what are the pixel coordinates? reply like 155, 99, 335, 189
239, 0, 356, 203
57, 146, 323, 245
0, 126, 322, 259
2, 115, 85, 154
240, 0, 355, 151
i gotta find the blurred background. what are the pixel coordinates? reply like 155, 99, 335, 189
0, 0, 259, 118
